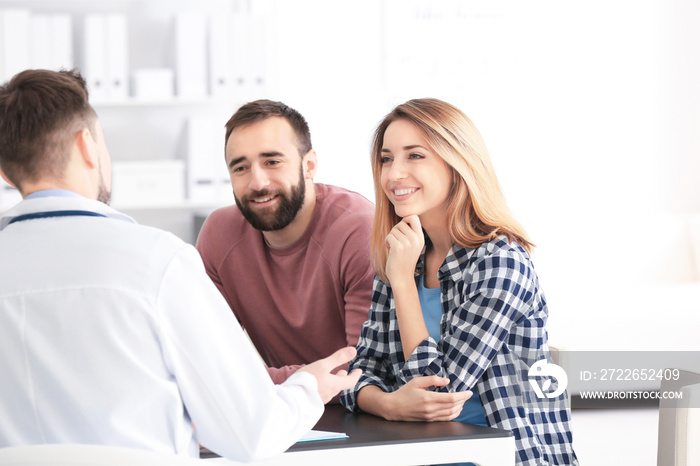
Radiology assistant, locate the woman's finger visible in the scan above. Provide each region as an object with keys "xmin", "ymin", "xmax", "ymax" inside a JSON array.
[
  {"xmin": 402, "ymin": 215, "xmax": 422, "ymax": 234},
  {"xmin": 392, "ymin": 220, "xmax": 421, "ymax": 243}
]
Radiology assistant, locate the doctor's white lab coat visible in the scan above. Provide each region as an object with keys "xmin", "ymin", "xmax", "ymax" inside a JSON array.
[{"xmin": 0, "ymin": 194, "xmax": 322, "ymax": 462}]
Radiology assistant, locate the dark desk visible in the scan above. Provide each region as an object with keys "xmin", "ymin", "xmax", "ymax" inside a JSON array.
[{"xmin": 204, "ymin": 405, "xmax": 515, "ymax": 465}]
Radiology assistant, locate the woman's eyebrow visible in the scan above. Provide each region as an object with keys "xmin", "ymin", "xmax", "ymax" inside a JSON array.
[{"xmin": 381, "ymin": 144, "xmax": 427, "ymax": 152}]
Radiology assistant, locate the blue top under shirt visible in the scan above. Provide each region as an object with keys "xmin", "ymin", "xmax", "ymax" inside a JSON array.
[{"xmin": 416, "ymin": 274, "xmax": 488, "ymax": 426}]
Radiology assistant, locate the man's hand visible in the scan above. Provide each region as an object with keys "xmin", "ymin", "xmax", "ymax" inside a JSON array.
[
  {"xmin": 298, "ymin": 347, "xmax": 362, "ymax": 404},
  {"xmin": 357, "ymin": 376, "xmax": 472, "ymax": 422}
]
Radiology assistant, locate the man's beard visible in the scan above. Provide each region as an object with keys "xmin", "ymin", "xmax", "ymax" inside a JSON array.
[
  {"xmin": 234, "ymin": 167, "xmax": 306, "ymax": 232},
  {"xmin": 97, "ymin": 160, "xmax": 111, "ymax": 205}
]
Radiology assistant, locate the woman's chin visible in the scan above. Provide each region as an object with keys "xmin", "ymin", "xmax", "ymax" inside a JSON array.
[{"xmin": 395, "ymin": 209, "xmax": 421, "ymax": 219}]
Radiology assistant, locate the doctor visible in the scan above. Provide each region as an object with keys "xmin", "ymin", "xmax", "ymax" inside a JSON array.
[{"xmin": 0, "ymin": 69, "xmax": 360, "ymax": 462}]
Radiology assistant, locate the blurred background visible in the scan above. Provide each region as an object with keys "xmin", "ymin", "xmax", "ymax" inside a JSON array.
[{"xmin": 1, "ymin": 1, "xmax": 698, "ymax": 464}]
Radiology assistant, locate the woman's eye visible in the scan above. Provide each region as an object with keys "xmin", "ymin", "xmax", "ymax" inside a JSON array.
[
  {"xmin": 409, "ymin": 153, "xmax": 424, "ymax": 159},
  {"xmin": 380, "ymin": 156, "xmax": 393, "ymax": 164}
]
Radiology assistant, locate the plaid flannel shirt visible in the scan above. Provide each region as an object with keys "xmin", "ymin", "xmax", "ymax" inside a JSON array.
[{"xmin": 341, "ymin": 236, "xmax": 578, "ymax": 465}]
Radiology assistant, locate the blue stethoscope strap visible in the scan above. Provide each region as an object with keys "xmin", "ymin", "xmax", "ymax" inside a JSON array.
[{"xmin": 8, "ymin": 210, "xmax": 108, "ymax": 225}]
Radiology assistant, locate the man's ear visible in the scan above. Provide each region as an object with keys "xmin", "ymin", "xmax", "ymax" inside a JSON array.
[
  {"xmin": 302, "ymin": 149, "xmax": 318, "ymax": 180},
  {"xmin": 0, "ymin": 165, "xmax": 16, "ymax": 188},
  {"xmin": 75, "ymin": 128, "xmax": 98, "ymax": 169}
]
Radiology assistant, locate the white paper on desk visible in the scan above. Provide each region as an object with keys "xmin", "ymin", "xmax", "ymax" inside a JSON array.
[{"xmin": 297, "ymin": 429, "xmax": 348, "ymax": 443}]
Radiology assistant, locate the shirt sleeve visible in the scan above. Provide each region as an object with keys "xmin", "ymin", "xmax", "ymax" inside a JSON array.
[
  {"xmin": 155, "ymin": 244, "xmax": 323, "ymax": 462},
  {"xmin": 318, "ymin": 209, "xmax": 372, "ymax": 404},
  {"xmin": 397, "ymin": 247, "xmax": 536, "ymax": 393},
  {"xmin": 340, "ymin": 276, "xmax": 397, "ymax": 412},
  {"xmin": 334, "ymin": 211, "xmax": 375, "ymax": 350},
  {"xmin": 195, "ymin": 222, "xmax": 235, "ymax": 319}
]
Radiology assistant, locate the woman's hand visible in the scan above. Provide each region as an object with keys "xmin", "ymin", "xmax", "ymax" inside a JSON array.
[
  {"xmin": 357, "ymin": 376, "xmax": 472, "ymax": 422},
  {"xmin": 385, "ymin": 215, "xmax": 428, "ymax": 358},
  {"xmin": 385, "ymin": 215, "xmax": 425, "ymax": 287}
]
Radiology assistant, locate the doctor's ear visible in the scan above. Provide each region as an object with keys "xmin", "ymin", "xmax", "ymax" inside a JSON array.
[{"xmin": 75, "ymin": 128, "xmax": 98, "ymax": 169}]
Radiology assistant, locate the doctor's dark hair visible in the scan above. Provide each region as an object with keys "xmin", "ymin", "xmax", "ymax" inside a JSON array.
[
  {"xmin": 224, "ymin": 99, "xmax": 312, "ymax": 157},
  {"xmin": 0, "ymin": 69, "xmax": 97, "ymax": 191}
]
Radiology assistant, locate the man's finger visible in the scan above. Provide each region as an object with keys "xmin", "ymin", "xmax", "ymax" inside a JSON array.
[
  {"xmin": 322, "ymin": 346, "xmax": 357, "ymax": 370},
  {"xmin": 337, "ymin": 369, "xmax": 362, "ymax": 390}
]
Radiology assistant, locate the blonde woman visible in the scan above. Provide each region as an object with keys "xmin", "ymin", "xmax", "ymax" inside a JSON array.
[{"xmin": 341, "ymin": 99, "xmax": 578, "ymax": 465}]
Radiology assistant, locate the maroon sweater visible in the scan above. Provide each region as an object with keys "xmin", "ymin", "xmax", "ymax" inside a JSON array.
[{"xmin": 196, "ymin": 184, "xmax": 374, "ymax": 386}]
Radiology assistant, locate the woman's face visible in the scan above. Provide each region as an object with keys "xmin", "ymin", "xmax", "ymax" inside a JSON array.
[{"xmin": 380, "ymin": 119, "xmax": 453, "ymax": 225}]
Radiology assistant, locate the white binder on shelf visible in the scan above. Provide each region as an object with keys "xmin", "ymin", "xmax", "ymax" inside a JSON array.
[
  {"xmin": 30, "ymin": 13, "xmax": 74, "ymax": 72},
  {"xmin": 50, "ymin": 14, "xmax": 74, "ymax": 71},
  {"xmin": 229, "ymin": 12, "xmax": 250, "ymax": 95},
  {"xmin": 174, "ymin": 12, "xmax": 207, "ymax": 99},
  {"xmin": 0, "ymin": 9, "xmax": 31, "ymax": 83},
  {"xmin": 208, "ymin": 13, "xmax": 233, "ymax": 98},
  {"xmin": 105, "ymin": 14, "xmax": 128, "ymax": 100},
  {"xmin": 186, "ymin": 116, "xmax": 229, "ymax": 203},
  {"xmin": 228, "ymin": 12, "xmax": 267, "ymax": 97},
  {"xmin": 247, "ymin": 13, "xmax": 267, "ymax": 95},
  {"xmin": 83, "ymin": 14, "xmax": 108, "ymax": 101},
  {"xmin": 30, "ymin": 14, "xmax": 51, "ymax": 70}
]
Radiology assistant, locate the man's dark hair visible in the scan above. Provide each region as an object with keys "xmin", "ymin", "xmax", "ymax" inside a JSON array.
[
  {"xmin": 0, "ymin": 69, "xmax": 97, "ymax": 191},
  {"xmin": 224, "ymin": 99, "xmax": 312, "ymax": 156}
]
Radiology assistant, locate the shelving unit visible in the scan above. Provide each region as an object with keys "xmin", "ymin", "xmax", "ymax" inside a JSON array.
[
  {"xmin": 0, "ymin": 0, "xmax": 272, "ymax": 243},
  {"xmin": 91, "ymin": 97, "xmax": 237, "ymax": 108}
]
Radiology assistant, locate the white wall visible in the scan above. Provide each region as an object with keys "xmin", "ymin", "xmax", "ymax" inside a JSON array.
[
  {"xmin": 3, "ymin": 0, "xmax": 698, "ymax": 351},
  {"xmin": 260, "ymin": 0, "xmax": 700, "ymax": 351}
]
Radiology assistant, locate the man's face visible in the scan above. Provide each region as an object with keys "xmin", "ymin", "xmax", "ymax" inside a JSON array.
[{"xmin": 226, "ymin": 117, "xmax": 307, "ymax": 231}]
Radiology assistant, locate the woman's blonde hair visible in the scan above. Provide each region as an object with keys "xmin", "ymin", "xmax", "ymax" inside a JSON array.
[{"xmin": 370, "ymin": 98, "xmax": 533, "ymax": 282}]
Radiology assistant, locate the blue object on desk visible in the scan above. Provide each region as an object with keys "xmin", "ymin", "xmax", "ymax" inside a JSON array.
[{"xmin": 296, "ymin": 430, "xmax": 349, "ymax": 443}]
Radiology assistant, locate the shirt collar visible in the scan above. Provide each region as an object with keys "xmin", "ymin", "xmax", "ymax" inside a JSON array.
[
  {"xmin": 25, "ymin": 189, "xmax": 83, "ymax": 200},
  {"xmin": 416, "ymin": 243, "xmax": 478, "ymax": 283},
  {"xmin": 0, "ymin": 194, "xmax": 136, "ymax": 231},
  {"xmin": 441, "ymin": 244, "xmax": 476, "ymax": 282}
]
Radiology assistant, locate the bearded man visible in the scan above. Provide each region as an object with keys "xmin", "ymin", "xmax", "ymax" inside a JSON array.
[{"xmin": 196, "ymin": 100, "xmax": 374, "ymax": 399}]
